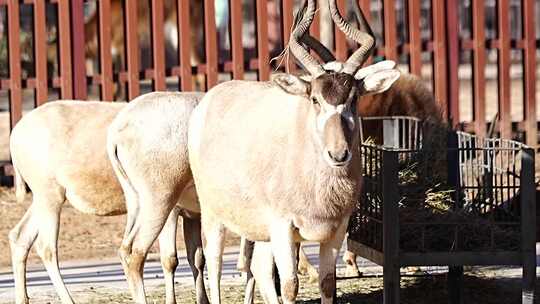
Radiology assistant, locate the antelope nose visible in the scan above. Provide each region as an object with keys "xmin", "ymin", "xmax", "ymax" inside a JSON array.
[{"xmin": 328, "ymin": 149, "xmax": 350, "ymax": 163}]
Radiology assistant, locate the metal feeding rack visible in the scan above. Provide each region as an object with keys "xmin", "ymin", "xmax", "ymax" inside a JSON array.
[{"xmin": 348, "ymin": 116, "xmax": 536, "ymax": 304}]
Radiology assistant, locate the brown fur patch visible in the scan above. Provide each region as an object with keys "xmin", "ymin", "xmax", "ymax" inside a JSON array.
[
  {"xmin": 321, "ymin": 273, "xmax": 336, "ymax": 299},
  {"xmin": 313, "ymin": 73, "xmax": 355, "ymax": 106},
  {"xmin": 282, "ymin": 277, "xmax": 299, "ymax": 302},
  {"xmin": 161, "ymin": 256, "xmax": 179, "ymax": 274},
  {"xmin": 127, "ymin": 249, "xmax": 146, "ymax": 275},
  {"xmin": 39, "ymin": 247, "xmax": 54, "ymax": 263}
]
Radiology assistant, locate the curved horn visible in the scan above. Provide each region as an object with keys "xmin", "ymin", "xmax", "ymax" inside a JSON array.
[
  {"xmin": 300, "ymin": 35, "xmax": 336, "ymax": 62},
  {"xmin": 289, "ymin": 0, "xmax": 325, "ymax": 77},
  {"xmin": 328, "ymin": 0, "xmax": 375, "ymax": 74},
  {"xmin": 292, "ymin": 0, "xmax": 336, "ymax": 63}
]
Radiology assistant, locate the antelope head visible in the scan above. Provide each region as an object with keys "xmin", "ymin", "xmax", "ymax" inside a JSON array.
[{"xmin": 273, "ymin": 0, "xmax": 400, "ymax": 168}]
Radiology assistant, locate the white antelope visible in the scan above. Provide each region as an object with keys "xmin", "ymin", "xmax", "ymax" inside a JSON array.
[
  {"xmin": 239, "ymin": 0, "xmax": 445, "ymax": 287},
  {"xmin": 107, "ymin": 91, "xmax": 208, "ymax": 304},
  {"xmin": 187, "ymin": 0, "xmax": 400, "ymax": 303},
  {"xmin": 8, "ymin": 92, "xmax": 208, "ymax": 304}
]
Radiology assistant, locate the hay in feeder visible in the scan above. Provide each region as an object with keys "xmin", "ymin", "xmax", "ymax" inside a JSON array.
[{"xmin": 353, "ymin": 127, "xmax": 522, "ymax": 253}]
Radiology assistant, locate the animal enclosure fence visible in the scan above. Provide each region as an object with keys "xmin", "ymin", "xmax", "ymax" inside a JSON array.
[
  {"xmin": 348, "ymin": 116, "xmax": 536, "ymax": 304},
  {"xmin": 0, "ymin": 0, "xmax": 538, "ymax": 165}
]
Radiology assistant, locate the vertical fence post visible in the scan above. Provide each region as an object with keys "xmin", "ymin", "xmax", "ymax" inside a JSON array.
[
  {"xmin": 520, "ymin": 147, "xmax": 535, "ymax": 304},
  {"xmin": 177, "ymin": 0, "xmax": 193, "ymax": 91},
  {"xmin": 57, "ymin": 0, "xmax": 73, "ymax": 99},
  {"xmin": 33, "ymin": 0, "xmax": 48, "ymax": 105},
  {"xmin": 359, "ymin": 0, "xmax": 372, "ymax": 65},
  {"xmin": 445, "ymin": 1, "xmax": 460, "ymax": 125},
  {"xmin": 447, "ymin": 131, "xmax": 464, "ymax": 304},
  {"xmin": 522, "ymin": 0, "xmax": 537, "ymax": 147},
  {"xmin": 230, "ymin": 0, "xmax": 244, "ymax": 80},
  {"xmin": 151, "ymin": 0, "xmax": 166, "ymax": 91},
  {"xmin": 334, "ymin": 0, "xmax": 347, "ymax": 61},
  {"xmin": 382, "ymin": 149, "xmax": 400, "ymax": 304},
  {"xmin": 99, "ymin": 0, "xmax": 114, "ymax": 101},
  {"xmin": 472, "ymin": 0, "xmax": 486, "ymax": 136},
  {"xmin": 432, "ymin": 0, "xmax": 448, "ymax": 117},
  {"xmin": 125, "ymin": 0, "xmax": 140, "ymax": 100},
  {"xmin": 497, "ymin": 0, "xmax": 511, "ymax": 139},
  {"xmin": 407, "ymin": 0, "xmax": 422, "ymax": 76},
  {"xmin": 71, "ymin": 0, "xmax": 87, "ymax": 100},
  {"xmin": 255, "ymin": 0, "xmax": 270, "ymax": 81},
  {"xmin": 204, "ymin": 0, "xmax": 218, "ymax": 88},
  {"xmin": 7, "ymin": 0, "xmax": 22, "ymax": 129},
  {"xmin": 383, "ymin": 0, "xmax": 397, "ymax": 61}
]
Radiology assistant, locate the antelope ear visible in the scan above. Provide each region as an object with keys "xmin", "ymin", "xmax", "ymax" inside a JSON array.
[
  {"xmin": 361, "ymin": 69, "xmax": 401, "ymax": 95},
  {"xmin": 272, "ymin": 74, "xmax": 310, "ymax": 96},
  {"xmin": 354, "ymin": 60, "xmax": 397, "ymax": 80}
]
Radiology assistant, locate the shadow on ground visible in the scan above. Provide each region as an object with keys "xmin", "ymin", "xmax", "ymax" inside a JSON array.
[{"xmin": 29, "ymin": 271, "xmax": 536, "ymax": 304}]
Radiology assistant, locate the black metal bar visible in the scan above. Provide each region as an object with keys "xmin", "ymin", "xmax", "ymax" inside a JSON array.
[
  {"xmin": 520, "ymin": 147, "xmax": 535, "ymax": 304},
  {"xmin": 382, "ymin": 149, "xmax": 400, "ymax": 304},
  {"xmin": 447, "ymin": 132, "xmax": 465, "ymax": 304},
  {"xmin": 400, "ymin": 251, "xmax": 522, "ymax": 266},
  {"xmin": 447, "ymin": 266, "xmax": 464, "ymax": 304}
]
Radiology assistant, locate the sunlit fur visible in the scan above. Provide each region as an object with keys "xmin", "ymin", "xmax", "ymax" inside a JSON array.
[{"xmin": 9, "ymin": 93, "xmax": 208, "ymax": 304}]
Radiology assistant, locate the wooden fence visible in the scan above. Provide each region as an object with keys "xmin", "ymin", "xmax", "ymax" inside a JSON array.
[{"xmin": 0, "ymin": 0, "xmax": 538, "ymax": 153}]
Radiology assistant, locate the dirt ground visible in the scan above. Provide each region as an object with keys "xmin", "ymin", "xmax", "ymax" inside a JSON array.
[
  {"xmin": 9, "ymin": 269, "xmax": 539, "ymax": 304},
  {"xmin": 0, "ymin": 187, "xmax": 239, "ymax": 269}
]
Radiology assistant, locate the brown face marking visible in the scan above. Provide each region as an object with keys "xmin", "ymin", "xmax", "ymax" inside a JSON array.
[{"xmin": 311, "ymin": 73, "xmax": 355, "ymax": 106}]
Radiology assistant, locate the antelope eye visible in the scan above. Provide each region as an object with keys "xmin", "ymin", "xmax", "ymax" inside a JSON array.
[{"xmin": 311, "ymin": 97, "xmax": 319, "ymax": 105}]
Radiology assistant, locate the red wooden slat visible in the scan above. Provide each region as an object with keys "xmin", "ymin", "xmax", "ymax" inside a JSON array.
[
  {"xmin": 178, "ymin": 0, "xmax": 193, "ymax": 91},
  {"xmin": 445, "ymin": 0, "xmax": 460, "ymax": 124},
  {"xmin": 310, "ymin": 4, "xmax": 319, "ymax": 39},
  {"xmin": 309, "ymin": 8, "xmax": 321, "ymax": 60},
  {"xmin": 125, "ymin": 0, "xmax": 140, "ymax": 99},
  {"xmin": 432, "ymin": 0, "xmax": 448, "ymax": 116},
  {"xmin": 71, "ymin": 0, "xmax": 87, "ymax": 100},
  {"xmin": 359, "ymin": 0, "xmax": 370, "ymax": 22},
  {"xmin": 359, "ymin": 0, "xmax": 372, "ymax": 65},
  {"xmin": 204, "ymin": 0, "xmax": 218, "ymax": 88},
  {"xmin": 497, "ymin": 0, "xmax": 511, "ymax": 139},
  {"xmin": 99, "ymin": 0, "xmax": 114, "ymax": 101},
  {"xmin": 383, "ymin": 0, "xmax": 397, "ymax": 60},
  {"xmin": 152, "ymin": 0, "xmax": 166, "ymax": 91},
  {"xmin": 522, "ymin": 0, "xmax": 537, "ymax": 146},
  {"xmin": 256, "ymin": 0, "xmax": 270, "ymax": 81},
  {"xmin": 407, "ymin": 0, "xmax": 421, "ymax": 76},
  {"xmin": 230, "ymin": 0, "xmax": 244, "ymax": 80},
  {"xmin": 472, "ymin": 0, "xmax": 486, "ymax": 136},
  {"xmin": 58, "ymin": 0, "xmax": 73, "ymax": 99},
  {"xmin": 7, "ymin": 0, "xmax": 22, "ymax": 129},
  {"xmin": 334, "ymin": 0, "xmax": 347, "ymax": 61},
  {"xmin": 33, "ymin": 0, "xmax": 48, "ymax": 105}
]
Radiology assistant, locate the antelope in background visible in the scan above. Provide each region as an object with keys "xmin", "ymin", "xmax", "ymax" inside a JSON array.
[{"xmin": 8, "ymin": 92, "xmax": 210, "ymax": 304}]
